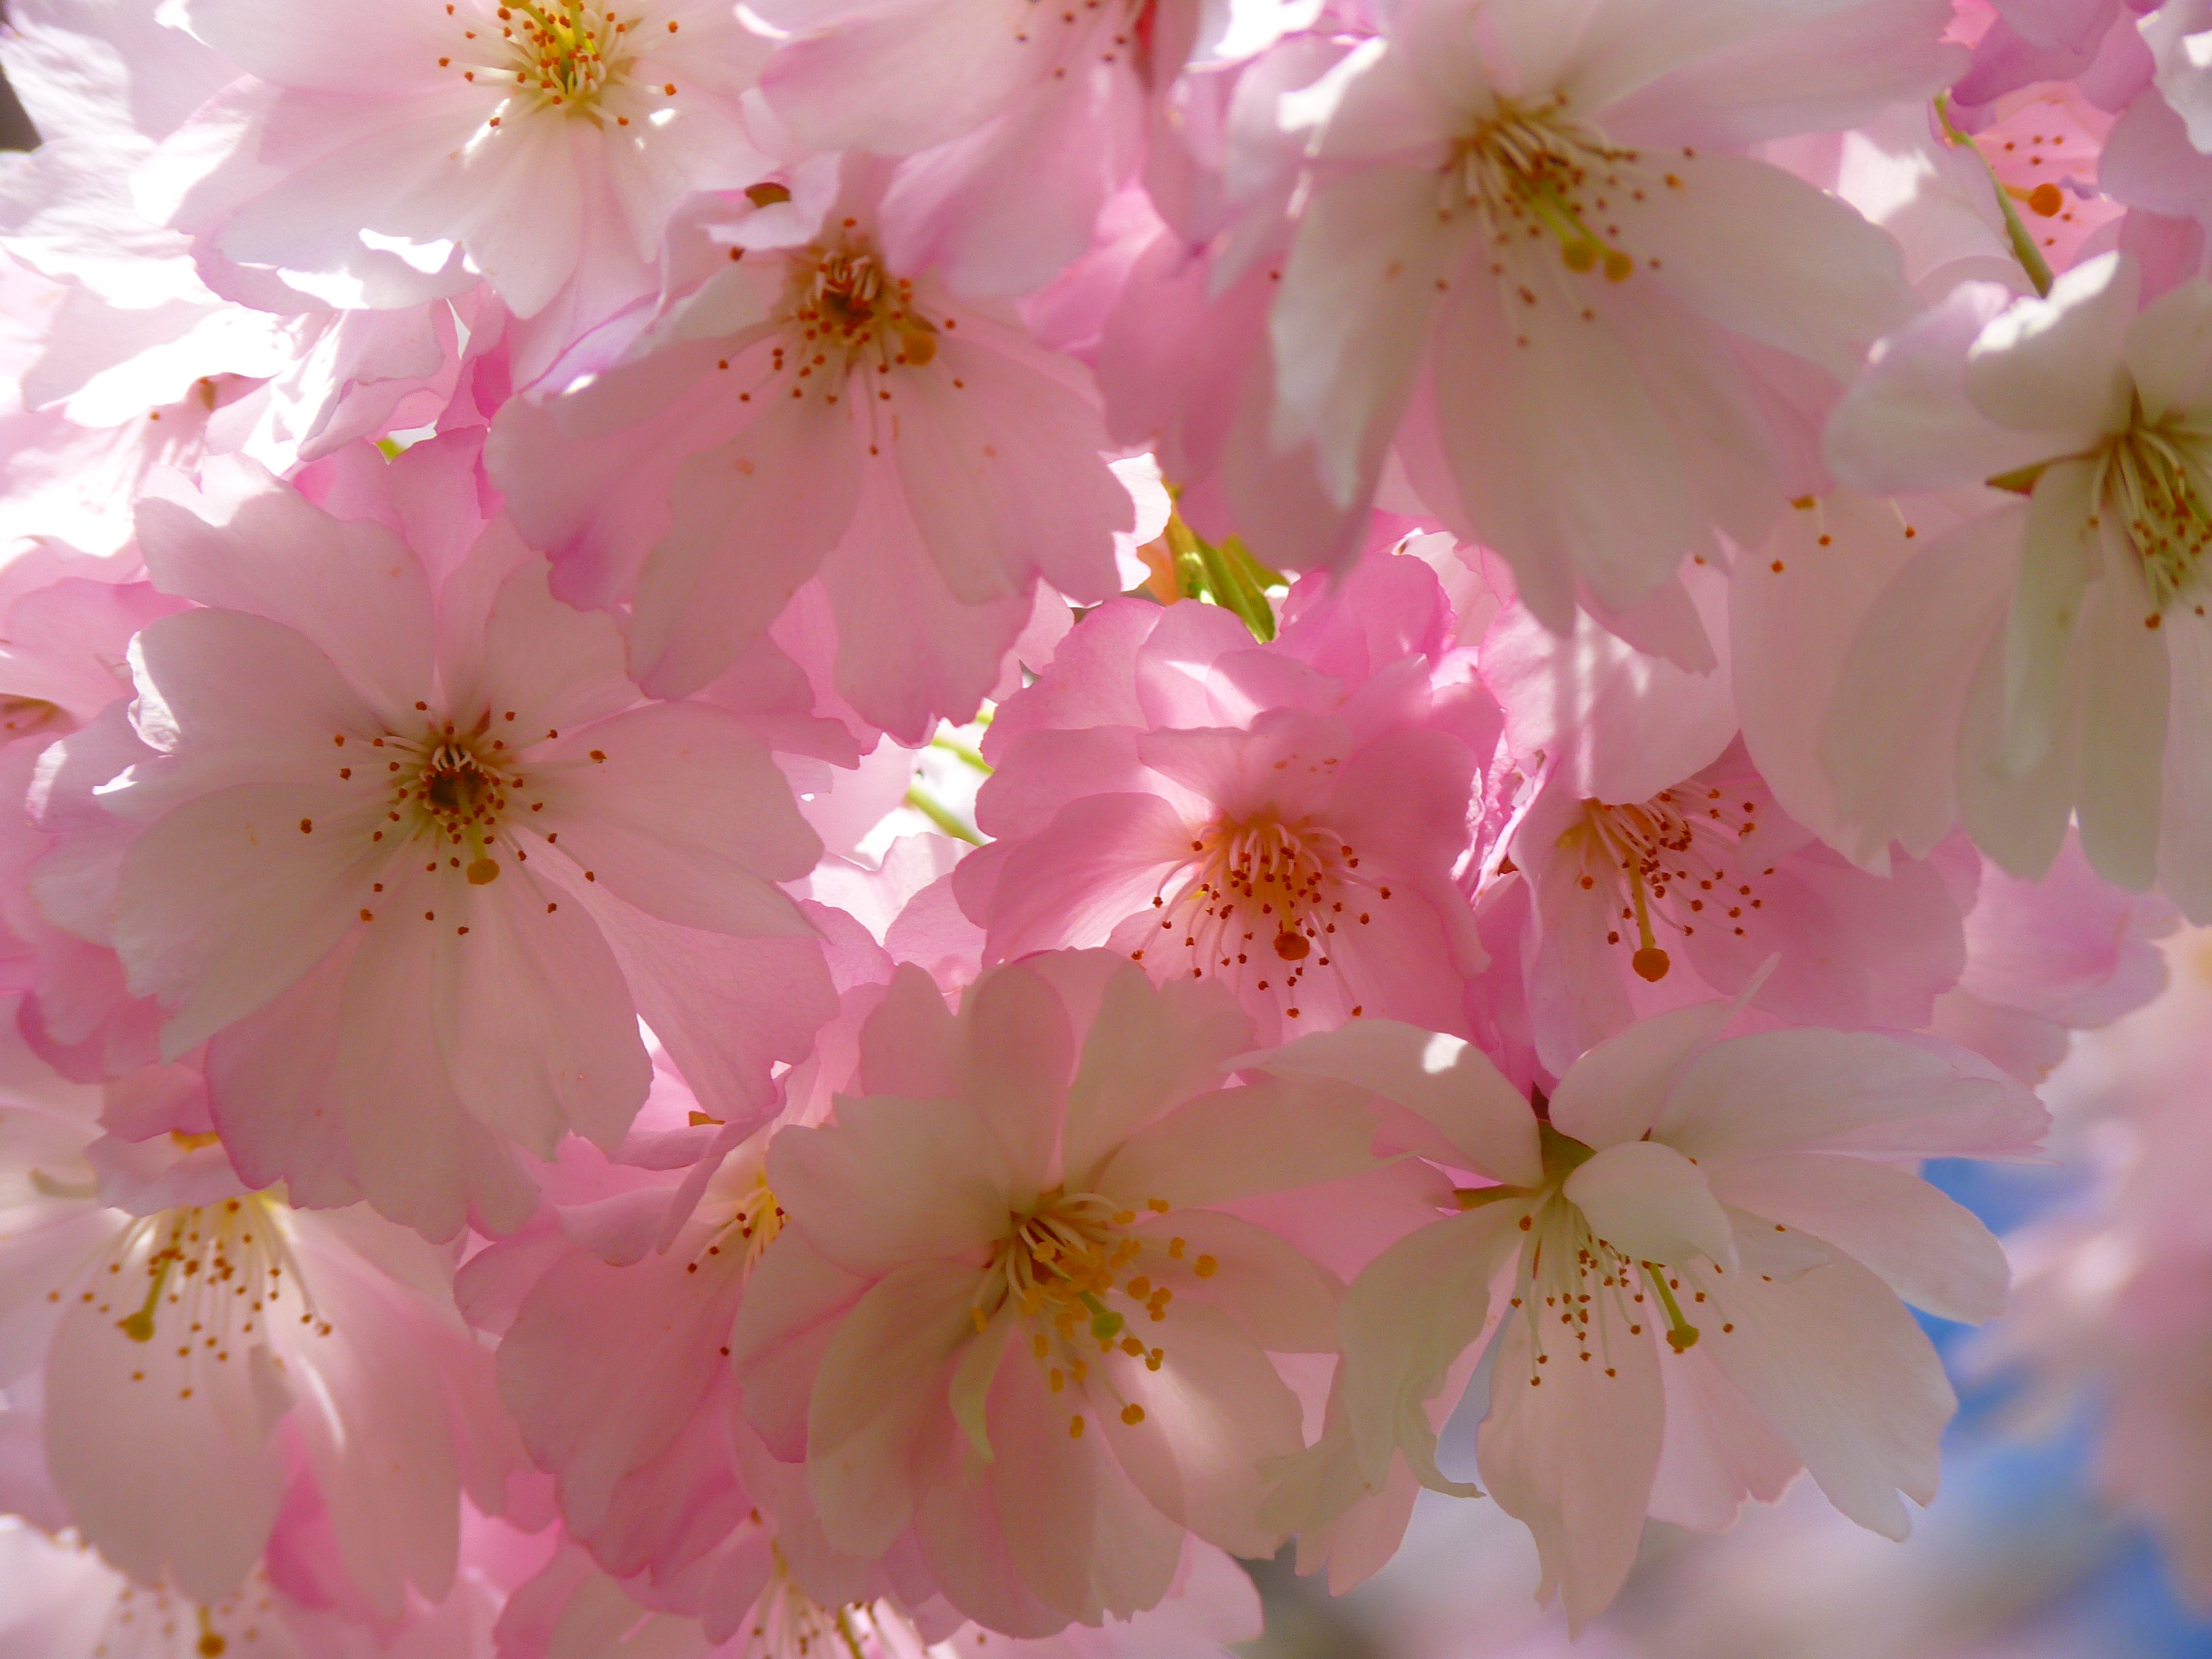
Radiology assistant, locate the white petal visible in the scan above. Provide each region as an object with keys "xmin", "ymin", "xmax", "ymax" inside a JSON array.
[
  {"xmin": 1704, "ymin": 1151, "xmax": 2008, "ymax": 1324},
  {"xmin": 2158, "ymin": 608, "xmax": 2212, "ymax": 921},
  {"xmin": 1477, "ymin": 1253, "xmax": 1662, "ymax": 1634},
  {"xmin": 1963, "ymin": 250, "xmax": 2137, "ymax": 440},
  {"xmin": 44, "ymin": 1287, "xmax": 284, "ymax": 1603},
  {"xmin": 1701, "ymin": 1227, "xmax": 1953, "ymax": 1540},
  {"xmin": 1547, "ymin": 1000, "xmax": 1733, "ymax": 1150},
  {"xmin": 2073, "ymin": 559, "xmax": 2171, "ymax": 894},
  {"xmin": 1565, "ymin": 1139, "xmax": 1735, "ymax": 1270},
  {"xmin": 1655, "ymin": 1028, "xmax": 2047, "ymax": 1161},
  {"xmin": 1271, "ymin": 169, "xmax": 1459, "ymax": 508}
]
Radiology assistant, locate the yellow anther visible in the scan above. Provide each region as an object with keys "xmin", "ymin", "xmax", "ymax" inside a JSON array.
[
  {"xmin": 1193, "ymin": 1255, "xmax": 1218, "ymax": 1279},
  {"xmin": 1121, "ymin": 1404, "xmax": 1145, "ymax": 1426},
  {"xmin": 1069, "ymin": 1415, "xmax": 1085, "ymax": 1439}
]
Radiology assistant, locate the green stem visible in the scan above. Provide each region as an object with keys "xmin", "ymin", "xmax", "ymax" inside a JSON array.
[
  {"xmin": 1935, "ymin": 94, "xmax": 2055, "ymax": 298},
  {"xmin": 928, "ymin": 734, "xmax": 992, "ymax": 774},
  {"xmin": 904, "ymin": 783, "xmax": 980, "ymax": 845}
]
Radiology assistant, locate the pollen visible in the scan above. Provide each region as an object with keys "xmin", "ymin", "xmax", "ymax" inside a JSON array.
[
  {"xmin": 1147, "ymin": 813, "xmax": 1385, "ymax": 1018},
  {"xmin": 457, "ymin": 0, "xmax": 646, "ymax": 118},
  {"xmin": 1563, "ymin": 785, "xmax": 1766, "ymax": 984},
  {"xmin": 2098, "ymin": 416, "xmax": 2212, "ymax": 615},
  {"xmin": 1448, "ymin": 98, "xmax": 1642, "ymax": 283}
]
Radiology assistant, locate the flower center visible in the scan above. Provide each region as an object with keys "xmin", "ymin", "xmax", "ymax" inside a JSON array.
[
  {"xmin": 1133, "ymin": 815, "xmax": 1389, "ymax": 1021},
  {"xmin": 1558, "ymin": 786, "xmax": 1768, "ymax": 983},
  {"xmin": 1516, "ymin": 1196, "xmax": 1709, "ymax": 1386},
  {"xmin": 2099, "ymin": 414, "xmax": 2212, "ymax": 620},
  {"xmin": 351, "ymin": 709, "xmax": 550, "ymax": 886},
  {"xmin": 504, "ymin": 2, "xmax": 634, "ymax": 112},
  {"xmin": 62, "ymin": 1192, "xmax": 327, "ymax": 1401},
  {"xmin": 747, "ymin": 1559, "xmax": 920, "ymax": 1659},
  {"xmin": 439, "ymin": 2, "xmax": 675, "ymax": 126},
  {"xmin": 761, "ymin": 239, "xmax": 942, "ymax": 402},
  {"xmin": 84, "ymin": 1567, "xmax": 268, "ymax": 1659},
  {"xmin": 974, "ymin": 1188, "xmax": 1215, "ymax": 1439},
  {"xmin": 1449, "ymin": 99, "xmax": 1641, "ymax": 281},
  {"xmin": 685, "ymin": 1170, "xmax": 786, "ymax": 1281},
  {"xmin": 1478, "ymin": 1127, "xmax": 1723, "ymax": 1389}
]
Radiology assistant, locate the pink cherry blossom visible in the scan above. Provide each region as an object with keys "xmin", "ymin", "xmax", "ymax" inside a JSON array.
[
  {"xmin": 147, "ymin": 0, "xmax": 779, "ymax": 328},
  {"xmin": 731, "ymin": 952, "xmax": 1375, "ymax": 1632},
  {"xmin": 750, "ymin": 0, "xmax": 1322, "ymax": 298},
  {"xmin": 5, "ymin": 0, "xmax": 2209, "ymax": 1640},
  {"xmin": 1824, "ymin": 252, "xmax": 2212, "ymax": 921},
  {"xmin": 953, "ymin": 557, "xmax": 1492, "ymax": 1042},
  {"xmin": 1491, "ymin": 738, "xmax": 1977, "ymax": 1077},
  {"xmin": 1258, "ymin": 1007, "xmax": 2046, "ymax": 1629},
  {"xmin": 35, "ymin": 445, "xmax": 834, "ymax": 1239},
  {"xmin": 1253, "ymin": 0, "xmax": 1955, "ymax": 626},
  {"xmin": 488, "ymin": 164, "xmax": 1132, "ymax": 741},
  {"xmin": 1928, "ymin": 827, "xmax": 2178, "ymax": 1081},
  {"xmin": 1477, "ymin": 578, "xmax": 1975, "ymax": 1071},
  {"xmin": 471, "ymin": 1114, "xmax": 833, "ymax": 1635},
  {"xmin": 0, "ymin": 1089, "xmax": 530, "ymax": 1617},
  {"xmin": 0, "ymin": 572, "xmax": 185, "ymax": 1083}
]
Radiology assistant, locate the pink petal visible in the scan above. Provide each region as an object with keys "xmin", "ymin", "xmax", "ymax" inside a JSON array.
[
  {"xmin": 805, "ymin": 1259, "xmax": 976, "ymax": 1557},
  {"xmin": 135, "ymin": 458, "xmax": 436, "ymax": 719},
  {"xmin": 1258, "ymin": 1019, "xmax": 1541, "ymax": 1187}
]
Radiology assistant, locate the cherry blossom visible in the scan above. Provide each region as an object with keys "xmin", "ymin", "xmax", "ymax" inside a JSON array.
[
  {"xmin": 488, "ymin": 164, "xmax": 1131, "ymax": 740},
  {"xmin": 34, "ymin": 447, "xmax": 833, "ymax": 1239},
  {"xmin": 149, "ymin": 0, "xmax": 779, "ymax": 326},
  {"xmin": 954, "ymin": 558, "xmax": 1491, "ymax": 1041},
  {"xmin": 0, "ymin": 1091, "xmax": 528, "ymax": 1615},
  {"xmin": 1824, "ymin": 253, "xmax": 2212, "ymax": 920},
  {"xmin": 1254, "ymin": 0, "xmax": 1954, "ymax": 625},
  {"xmin": 731, "ymin": 952, "xmax": 1375, "ymax": 1632},
  {"xmin": 1, "ymin": 0, "xmax": 2206, "ymax": 1646},
  {"xmin": 1259, "ymin": 1008, "xmax": 2046, "ymax": 1629}
]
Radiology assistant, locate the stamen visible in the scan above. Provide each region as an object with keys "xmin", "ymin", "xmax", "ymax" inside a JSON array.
[
  {"xmin": 1450, "ymin": 100, "xmax": 1641, "ymax": 281},
  {"xmin": 2098, "ymin": 408, "xmax": 2212, "ymax": 615},
  {"xmin": 1142, "ymin": 813, "xmax": 1380, "ymax": 1017},
  {"xmin": 1564, "ymin": 786, "xmax": 1768, "ymax": 973},
  {"xmin": 1644, "ymin": 1264, "xmax": 1700, "ymax": 1354}
]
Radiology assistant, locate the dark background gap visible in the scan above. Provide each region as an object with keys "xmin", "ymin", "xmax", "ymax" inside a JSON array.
[{"xmin": 1, "ymin": 2, "xmax": 39, "ymax": 152}]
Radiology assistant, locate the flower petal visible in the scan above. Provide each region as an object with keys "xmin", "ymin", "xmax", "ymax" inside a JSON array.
[{"xmin": 1565, "ymin": 1139, "xmax": 1735, "ymax": 1270}]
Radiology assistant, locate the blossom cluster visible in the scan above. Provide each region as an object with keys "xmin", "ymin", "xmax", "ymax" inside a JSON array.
[{"xmin": 0, "ymin": 0, "xmax": 2205, "ymax": 1653}]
